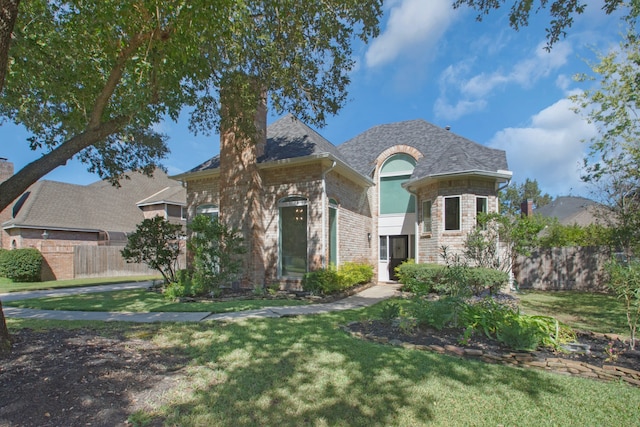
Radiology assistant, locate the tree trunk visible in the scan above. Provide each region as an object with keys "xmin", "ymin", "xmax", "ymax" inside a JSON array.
[
  {"xmin": 0, "ymin": 299, "xmax": 10, "ymax": 356},
  {"xmin": 0, "ymin": 0, "xmax": 20, "ymax": 93}
]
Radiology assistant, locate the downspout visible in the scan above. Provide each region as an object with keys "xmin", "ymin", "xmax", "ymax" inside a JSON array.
[
  {"xmin": 496, "ymin": 178, "xmax": 513, "ymax": 289},
  {"xmin": 321, "ymin": 160, "xmax": 337, "ymax": 268}
]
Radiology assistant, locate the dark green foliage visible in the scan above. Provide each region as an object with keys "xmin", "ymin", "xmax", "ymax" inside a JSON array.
[
  {"xmin": 379, "ymin": 300, "xmax": 403, "ymax": 324},
  {"xmin": 163, "ymin": 269, "xmax": 194, "ymax": 300},
  {"xmin": 187, "ymin": 215, "xmax": 246, "ymax": 296},
  {"xmin": 412, "ymin": 297, "xmax": 466, "ymax": 330},
  {"xmin": 302, "ymin": 262, "xmax": 374, "ymax": 295},
  {"xmin": 302, "ymin": 268, "xmax": 341, "ymax": 294},
  {"xmin": 395, "ymin": 261, "xmax": 445, "ymax": 295},
  {"xmin": 121, "ymin": 216, "xmax": 185, "ymax": 284},
  {"xmin": 0, "ymin": 248, "xmax": 43, "ymax": 282},
  {"xmin": 466, "ymin": 268, "xmax": 509, "ymax": 295}
]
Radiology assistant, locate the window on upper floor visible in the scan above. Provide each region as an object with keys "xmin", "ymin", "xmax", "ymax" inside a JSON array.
[
  {"xmin": 379, "ymin": 153, "xmax": 416, "ymax": 215},
  {"xmin": 444, "ymin": 196, "xmax": 461, "ymax": 231}
]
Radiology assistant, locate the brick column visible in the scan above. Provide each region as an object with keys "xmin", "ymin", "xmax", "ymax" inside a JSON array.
[{"xmin": 218, "ymin": 79, "xmax": 267, "ymax": 288}]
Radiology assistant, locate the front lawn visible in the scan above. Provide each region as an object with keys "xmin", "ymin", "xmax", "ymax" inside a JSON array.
[
  {"xmin": 7, "ymin": 307, "xmax": 639, "ymax": 426},
  {"xmin": 4, "ymin": 289, "xmax": 311, "ymax": 313},
  {"xmin": 517, "ymin": 290, "xmax": 628, "ymax": 336},
  {"xmin": 0, "ymin": 275, "xmax": 160, "ymax": 293}
]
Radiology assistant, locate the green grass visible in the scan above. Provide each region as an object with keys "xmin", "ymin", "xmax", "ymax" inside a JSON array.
[
  {"xmin": 0, "ymin": 275, "xmax": 161, "ymax": 293},
  {"xmin": 517, "ymin": 290, "xmax": 629, "ymax": 336},
  {"xmin": 4, "ymin": 289, "xmax": 311, "ymax": 313},
  {"xmin": 7, "ymin": 306, "xmax": 640, "ymax": 426}
]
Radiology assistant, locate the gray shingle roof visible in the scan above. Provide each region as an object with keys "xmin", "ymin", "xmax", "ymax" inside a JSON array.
[
  {"xmin": 188, "ymin": 114, "xmax": 347, "ymax": 173},
  {"xmin": 534, "ymin": 196, "xmax": 606, "ymax": 226},
  {"xmin": 185, "ymin": 116, "xmax": 509, "ymax": 184},
  {"xmin": 338, "ymin": 119, "xmax": 509, "ymax": 179},
  {"xmin": 3, "ymin": 170, "xmax": 185, "ymax": 232}
]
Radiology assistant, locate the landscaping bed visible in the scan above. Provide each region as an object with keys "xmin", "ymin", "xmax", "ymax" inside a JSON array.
[{"xmin": 344, "ymin": 319, "xmax": 640, "ymax": 386}]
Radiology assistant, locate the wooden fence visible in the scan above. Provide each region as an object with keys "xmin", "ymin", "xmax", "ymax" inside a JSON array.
[
  {"xmin": 40, "ymin": 244, "xmax": 186, "ymax": 280},
  {"xmin": 513, "ymin": 246, "xmax": 610, "ymax": 292}
]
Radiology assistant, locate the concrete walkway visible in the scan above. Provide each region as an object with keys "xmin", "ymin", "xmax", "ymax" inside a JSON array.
[{"xmin": 1, "ymin": 282, "xmax": 401, "ymax": 323}]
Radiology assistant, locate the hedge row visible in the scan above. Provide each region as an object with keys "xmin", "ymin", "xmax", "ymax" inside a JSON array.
[
  {"xmin": 302, "ymin": 262, "xmax": 374, "ymax": 295},
  {"xmin": 0, "ymin": 248, "xmax": 43, "ymax": 282},
  {"xmin": 395, "ymin": 261, "xmax": 508, "ymax": 296}
]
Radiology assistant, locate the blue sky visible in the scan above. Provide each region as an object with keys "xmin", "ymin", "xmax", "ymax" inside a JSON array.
[{"xmin": 1, "ymin": 0, "xmax": 627, "ymax": 198}]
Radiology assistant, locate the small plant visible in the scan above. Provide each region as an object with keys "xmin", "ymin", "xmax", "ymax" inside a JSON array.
[
  {"xmin": 267, "ymin": 282, "xmax": 280, "ymax": 295},
  {"xmin": 302, "ymin": 267, "xmax": 341, "ymax": 294},
  {"xmin": 458, "ymin": 326, "xmax": 475, "ymax": 346},
  {"xmin": 398, "ymin": 316, "xmax": 417, "ymax": 335},
  {"xmin": 379, "ymin": 300, "xmax": 402, "ymax": 324},
  {"xmin": 604, "ymin": 341, "xmax": 618, "ymax": 363},
  {"xmin": 605, "ymin": 259, "xmax": 640, "ymax": 350}
]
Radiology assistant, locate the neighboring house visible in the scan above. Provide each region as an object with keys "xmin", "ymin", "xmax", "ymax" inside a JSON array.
[
  {"xmin": 533, "ymin": 196, "xmax": 607, "ymax": 226},
  {"xmin": 0, "ymin": 163, "xmax": 186, "ymax": 279},
  {"xmin": 173, "ymin": 114, "xmax": 511, "ymax": 286}
]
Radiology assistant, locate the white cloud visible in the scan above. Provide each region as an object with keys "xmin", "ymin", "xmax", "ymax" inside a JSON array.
[
  {"xmin": 488, "ymin": 98, "xmax": 597, "ymax": 197},
  {"xmin": 365, "ymin": 0, "xmax": 457, "ymax": 68},
  {"xmin": 435, "ymin": 41, "xmax": 573, "ymax": 120}
]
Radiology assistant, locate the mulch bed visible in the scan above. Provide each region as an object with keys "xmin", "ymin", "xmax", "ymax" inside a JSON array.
[{"xmin": 345, "ymin": 319, "xmax": 640, "ymax": 373}]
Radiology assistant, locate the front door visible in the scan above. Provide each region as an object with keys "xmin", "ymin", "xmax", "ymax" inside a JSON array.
[{"xmin": 388, "ymin": 235, "xmax": 408, "ymax": 281}]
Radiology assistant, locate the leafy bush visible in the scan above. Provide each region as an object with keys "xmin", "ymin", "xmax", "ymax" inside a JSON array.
[
  {"xmin": 379, "ymin": 300, "xmax": 403, "ymax": 324},
  {"xmin": 466, "ymin": 268, "xmax": 509, "ymax": 295},
  {"xmin": 412, "ymin": 297, "xmax": 465, "ymax": 330},
  {"xmin": 338, "ymin": 262, "xmax": 373, "ymax": 287},
  {"xmin": 187, "ymin": 215, "xmax": 246, "ymax": 295},
  {"xmin": 395, "ymin": 261, "xmax": 445, "ymax": 295},
  {"xmin": 0, "ymin": 248, "xmax": 43, "ymax": 282},
  {"xmin": 303, "ymin": 262, "xmax": 373, "ymax": 295},
  {"xmin": 461, "ymin": 298, "xmax": 516, "ymax": 338},
  {"xmin": 302, "ymin": 268, "xmax": 341, "ymax": 294},
  {"xmin": 495, "ymin": 315, "xmax": 544, "ymax": 351},
  {"xmin": 164, "ymin": 269, "xmax": 194, "ymax": 300}
]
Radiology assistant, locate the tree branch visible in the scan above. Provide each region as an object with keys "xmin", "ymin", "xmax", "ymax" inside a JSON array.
[
  {"xmin": 0, "ymin": 0, "xmax": 20, "ymax": 94},
  {"xmin": 0, "ymin": 115, "xmax": 130, "ymax": 212}
]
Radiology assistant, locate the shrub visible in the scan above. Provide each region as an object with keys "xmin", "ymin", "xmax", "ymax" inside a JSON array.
[
  {"xmin": 187, "ymin": 215, "xmax": 246, "ymax": 295},
  {"xmin": 338, "ymin": 262, "xmax": 373, "ymax": 287},
  {"xmin": 164, "ymin": 269, "xmax": 194, "ymax": 300},
  {"xmin": 466, "ymin": 267, "xmax": 509, "ymax": 295},
  {"xmin": 302, "ymin": 268, "xmax": 341, "ymax": 294},
  {"xmin": 495, "ymin": 315, "xmax": 544, "ymax": 351},
  {"xmin": 395, "ymin": 261, "xmax": 445, "ymax": 295},
  {"xmin": 0, "ymin": 248, "xmax": 43, "ymax": 282},
  {"xmin": 412, "ymin": 297, "xmax": 465, "ymax": 330},
  {"xmin": 379, "ymin": 300, "xmax": 403, "ymax": 324},
  {"xmin": 303, "ymin": 262, "xmax": 374, "ymax": 295}
]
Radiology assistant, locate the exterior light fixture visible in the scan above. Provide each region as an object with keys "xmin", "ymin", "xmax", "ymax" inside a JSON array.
[
  {"xmin": 367, "ymin": 232, "xmax": 372, "ymax": 241},
  {"xmin": 42, "ymin": 230, "xmax": 49, "ymax": 240}
]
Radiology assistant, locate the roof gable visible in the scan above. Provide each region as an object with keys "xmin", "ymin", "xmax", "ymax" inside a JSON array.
[{"xmin": 338, "ymin": 119, "xmax": 509, "ymax": 180}]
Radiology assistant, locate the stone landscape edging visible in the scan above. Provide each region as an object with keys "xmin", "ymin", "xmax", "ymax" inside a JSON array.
[{"xmin": 342, "ymin": 323, "xmax": 640, "ymax": 387}]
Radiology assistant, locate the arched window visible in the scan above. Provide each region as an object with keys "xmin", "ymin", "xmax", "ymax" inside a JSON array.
[
  {"xmin": 379, "ymin": 154, "xmax": 416, "ymax": 214},
  {"xmin": 278, "ymin": 196, "xmax": 308, "ymax": 277},
  {"xmin": 196, "ymin": 204, "xmax": 219, "ymax": 220}
]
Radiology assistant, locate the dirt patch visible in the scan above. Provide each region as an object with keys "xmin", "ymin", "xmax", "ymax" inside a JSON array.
[
  {"xmin": 346, "ymin": 320, "xmax": 640, "ymax": 373},
  {"xmin": 0, "ymin": 328, "xmax": 188, "ymax": 427}
]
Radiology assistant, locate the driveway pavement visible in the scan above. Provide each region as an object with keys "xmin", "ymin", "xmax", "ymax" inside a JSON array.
[{"xmin": 1, "ymin": 282, "xmax": 400, "ymax": 323}]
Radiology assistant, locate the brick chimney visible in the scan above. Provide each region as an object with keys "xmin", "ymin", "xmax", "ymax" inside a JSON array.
[
  {"xmin": 0, "ymin": 158, "xmax": 13, "ymax": 184},
  {"xmin": 218, "ymin": 78, "xmax": 267, "ymax": 288},
  {"xmin": 520, "ymin": 199, "xmax": 534, "ymax": 217}
]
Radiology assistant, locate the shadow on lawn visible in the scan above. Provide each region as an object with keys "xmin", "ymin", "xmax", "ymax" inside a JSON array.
[{"xmin": 156, "ymin": 312, "xmax": 567, "ymax": 426}]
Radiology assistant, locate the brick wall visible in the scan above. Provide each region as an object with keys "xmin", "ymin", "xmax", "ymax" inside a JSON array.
[{"xmin": 417, "ymin": 177, "xmax": 500, "ymax": 264}]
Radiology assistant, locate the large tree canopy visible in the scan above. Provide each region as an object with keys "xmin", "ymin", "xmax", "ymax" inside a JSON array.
[
  {"xmin": 453, "ymin": 0, "xmax": 640, "ymax": 48},
  {"xmin": 0, "ymin": 0, "xmax": 383, "ymax": 212}
]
